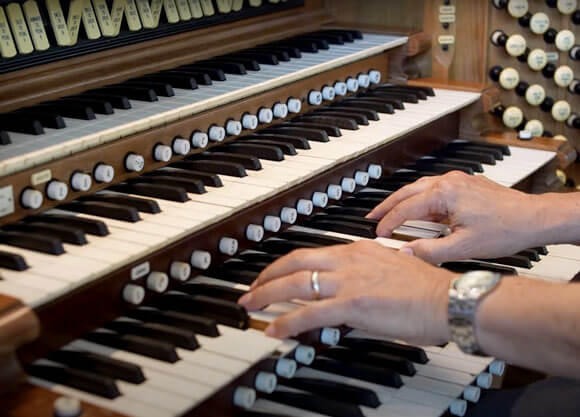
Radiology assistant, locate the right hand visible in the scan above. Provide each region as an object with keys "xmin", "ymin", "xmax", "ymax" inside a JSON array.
[{"xmin": 366, "ymin": 171, "xmax": 549, "ymax": 264}]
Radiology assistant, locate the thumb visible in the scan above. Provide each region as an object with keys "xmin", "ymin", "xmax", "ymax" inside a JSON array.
[{"xmin": 401, "ymin": 232, "xmax": 469, "ymax": 264}]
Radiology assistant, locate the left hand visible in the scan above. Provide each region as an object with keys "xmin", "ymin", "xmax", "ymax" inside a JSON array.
[{"xmin": 238, "ymin": 240, "xmax": 455, "ymax": 345}]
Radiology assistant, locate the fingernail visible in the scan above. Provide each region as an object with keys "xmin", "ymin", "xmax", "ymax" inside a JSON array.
[
  {"xmin": 400, "ymin": 247, "xmax": 415, "ymax": 256},
  {"xmin": 238, "ymin": 293, "xmax": 251, "ymax": 305}
]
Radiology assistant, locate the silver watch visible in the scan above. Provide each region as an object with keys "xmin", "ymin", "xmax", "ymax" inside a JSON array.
[{"xmin": 448, "ymin": 271, "xmax": 502, "ymax": 355}]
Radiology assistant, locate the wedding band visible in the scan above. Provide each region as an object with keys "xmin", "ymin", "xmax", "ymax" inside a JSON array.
[{"xmin": 311, "ymin": 270, "xmax": 321, "ymax": 300}]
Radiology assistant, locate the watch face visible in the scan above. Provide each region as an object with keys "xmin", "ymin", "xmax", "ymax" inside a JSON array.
[{"xmin": 454, "ymin": 271, "xmax": 500, "ymax": 295}]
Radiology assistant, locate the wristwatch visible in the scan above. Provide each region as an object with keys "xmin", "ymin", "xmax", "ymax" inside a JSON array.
[{"xmin": 448, "ymin": 271, "xmax": 502, "ymax": 355}]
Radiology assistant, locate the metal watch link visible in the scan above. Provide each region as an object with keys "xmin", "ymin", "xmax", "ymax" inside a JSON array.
[{"xmin": 448, "ymin": 271, "xmax": 502, "ymax": 355}]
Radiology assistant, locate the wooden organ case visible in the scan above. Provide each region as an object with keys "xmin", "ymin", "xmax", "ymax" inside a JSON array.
[{"xmin": 0, "ymin": 1, "xmax": 577, "ymax": 416}]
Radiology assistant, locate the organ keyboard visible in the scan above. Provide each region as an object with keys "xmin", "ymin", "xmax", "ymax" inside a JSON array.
[{"xmin": 0, "ymin": 1, "xmax": 576, "ymax": 417}]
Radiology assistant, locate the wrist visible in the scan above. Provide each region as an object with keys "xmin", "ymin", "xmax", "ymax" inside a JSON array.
[
  {"xmin": 432, "ymin": 271, "xmax": 456, "ymax": 344},
  {"xmin": 529, "ymin": 193, "xmax": 580, "ymax": 246}
]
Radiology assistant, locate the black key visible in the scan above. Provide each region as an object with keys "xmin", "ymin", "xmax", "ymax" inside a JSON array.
[
  {"xmin": 373, "ymin": 86, "xmax": 426, "ymax": 100},
  {"xmin": 60, "ymin": 201, "xmax": 140, "ymax": 222},
  {"xmin": 0, "ymin": 250, "xmax": 27, "ymax": 271},
  {"xmin": 381, "ymin": 84, "xmax": 435, "ymax": 96},
  {"xmin": 533, "ymin": 246, "xmax": 548, "ymax": 255},
  {"xmin": 353, "ymin": 190, "xmax": 392, "ymax": 199},
  {"xmin": 126, "ymin": 308, "xmax": 220, "ymax": 337},
  {"xmin": 324, "ymin": 206, "xmax": 371, "ymax": 217},
  {"xmin": 14, "ymin": 110, "xmax": 66, "ymax": 129},
  {"xmin": 123, "ymin": 81, "xmax": 174, "ymax": 97},
  {"xmin": 340, "ymin": 338, "xmax": 428, "ymax": 364},
  {"xmin": 138, "ymin": 74, "xmax": 198, "ymax": 90},
  {"xmin": 237, "ymin": 252, "xmax": 281, "ymax": 264},
  {"xmin": 244, "ymin": 48, "xmax": 289, "ymax": 62},
  {"xmin": 355, "ymin": 93, "xmax": 405, "ymax": 110},
  {"xmin": 302, "ymin": 32, "xmax": 345, "ymax": 44},
  {"xmin": 320, "ymin": 346, "xmax": 416, "ymax": 376},
  {"xmin": 0, "ymin": 231, "xmax": 64, "ymax": 255},
  {"xmin": 309, "ymin": 110, "xmax": 368, "ymax": 125},
  {"xmin": 278, "ymin": 231, "xmax": 352, "ymax": 246},
  {"xmin": 273, "ymin": 40, "xmax": 318, "ymax": 53},
  {"xmin": 197, "ymin": 151, "xmax": 262, "ymax": 170},
  {"xmin": 149, "ymin": 168, "xmax": 223, "ymax": 187},
  {"xmin": 474, "ymin": 255, "xmax": 532, "ymax": 269},
  {"xmin": 32, "ymin": 103, "xmax": 95, "ymax": 120},
  {"xmin": 179, "ymin": 283, "xmax": 246, "ymax": 304},
  {"xmin": 162, "ymin": 70, "xmax": 212, "ymax": 85},
  {"xmin": 178, "ymin": 65, "xmax": 226, "ymax": 81},
  {"xmin": 219, "ymin": 143, "xmax": 284, "ymax": 161},
  {"xmin": 197, "ymin": 60, "xmax": 247, "ymax": 74},
  {"xmin": 256, "ymin": 240, "xmax": 321, "ymax": 256},
  {"xmin": 78, "ymin": 93, "xmax": 132, "ymax": 110},
  {"xmin": 292, "ymin": 36, "xmax": 330, "ymax": 49},
  {"xmin": 242, "ymin": 133, "xmax": 310, "ymax": 150},
  {"xmin": 280, "ymin": 377, "xmax": 380, "ymax": 408},
  {"xmin": 304, "ymin": 219, "xmax": 376, "ymax": 238},
  {"xmin": 261, "ymin": 127, "xmax": 329, "ymax": 142},
  {"xmin": 266, "ymin": 391, "xmax": 364, "ymax": 417},
  {"xmin": 363, "ymin": 89, "xmax": 419, "ymax": 103},
  {"xmin": 441, "ymin": 261, "xmax": 517, "ymax": 275},
  {"xmin": 410, "ymin": 162, "xmax": 474, "ymax": 175},
  {"xmin": 419, "ymin": 157, "xmax": 483, "ymax": 173},
  {"xmin": 221, "ymin": 260, "xmax": 268, "ymax": 273},
  {"xmin": 310, "ymin": 357, "xmax": 403, "ymax": 388},
  {"xmin": 388, "ymin": 171, "xmax": 425, "ymax": 181},
  {"xmin": 58, "ymin": 98, "xmax": 114, "ymax": 115},
  {"xmin": 91, "ymin": 86, "xmax": 158, "ymax": 102},
  {"xmin": 82, "ymin": 194, "xmax": 161, "ymax": 214},
  {"xmin": 322, "ymin": 29, "xmax": 363, "ymax": 40},
  {"xmin": 209, "ymin": 268, "xmax": 259, "ymax": 285},
  {"xmin": 47, "ymin": 350, "xmax": 145, "ymax": 384},
  {"xmin": 227, "ymin": 52, "xmax": 278, "ymax": 65},
  {"xmin": 150, "ymin": 294, "xmax": 249, "ymax": 329},
  {"xmin": 318, "ymin": 30, "xmax": 353, "ymax": 42},
  {"xmin": 0, "ymin": 114, "xmax": 44, "ymax": 135},
  {"xmin": 4, "ymin": 222, "xmax": 87, "ymax": 245},
  {"xmin": 323, "ymin": 106, "xmax": 379, "ymax": 121},
  {"xmin": 252, "ymin": 45, "xmax": 301, "ymax": 58},
  {"xmin": 133, "ymin": 176, "xmax": 206, "ymax": 194},
  {"xmin": 449, "ymin": 141, "xmax": 510, "ymax": 156},
  {"xmin": 333, "ymin": 99, "xmax": 394, "ymax": 114},
  {"xmin": 239, "ymin": 139, "xmax": 297, "ymax": 156},
  {"xmin": 26, "ymin": 364, "xmax": 120, "ymax": 399},
  {"xmin": 0, "ymin": 131, "xmax": 11, "ymax": 144},
  {"xmin": 307, "ymin": 213, "xmax": 379, "ymax": 228},
  {"xmin": 109, "ymin": 182, "xmax": 189, "ymax": 203},
  {"xmin": 171, "ymin": 160, "xmax": 246, "ymax": 178},
  {"xmin": 84, "ymin": 331, "xmax": 179, "ymax": 363},
  {"xmin": 105, "ymin": 320, "xmax": 199, "ymax": 350},
  {"xmin": 210, "ymin": 57, "xmax": 260, "ymax": 71},
  {"xmin": 283, "ymin": 121, "xmax": 341, "ymax": 137},
  {"xmin": 444, "ymin": 144, "xmax": 503, "ymax": 160},
  {"xmin": 435, "ymin": 149, "xmax": 496, "ymax": 165},
  {"xmin": 340, "ymin": 196, "xmax": 384, "ymax": 209},
  {"xmin": 27, "ymin": 214, "xmax": 109, "ymax": 236},
  {"xmin": 517, "ymin": 248, "xmax": 540, "ymax": 262}
]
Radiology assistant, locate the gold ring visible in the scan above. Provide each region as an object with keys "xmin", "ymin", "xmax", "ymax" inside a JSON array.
[{"xmin": 311, "ymin": 270, "xmax": 321, "ymax": 300}]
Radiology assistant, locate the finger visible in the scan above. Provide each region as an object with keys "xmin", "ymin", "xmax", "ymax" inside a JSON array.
[
  {"xmin": 366, "ymin": 176, "xmax": 438, "ymax": 220},
  {"xmin": 265, "ymin": 298, "xmax": 351, "ymax": 338},
  {"xmin": 251, "ymin": 246, "xmax": 341, "ymax": 289},
  {"xmin": 239, "ymin": 270, "xmax": 338, "ymax": 310},
  {"xmin": 402, "ymin": 230, "xmax": 471, "ymax": 264},
  {"xmin": 376, "ymin": 189, "xmax": 447, "ymax": 237}
]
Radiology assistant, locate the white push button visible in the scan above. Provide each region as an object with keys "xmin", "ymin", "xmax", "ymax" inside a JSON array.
[
  {"xmin": 321, "ymin": 85, "xmax": 336, "ymax": 101},
  {"xmin": 320, "ymin": 327, "xmax": 340, "ymax": 345},
  {"xmin": 170, "ymin": 261, "xmax": 191, "ymax": 281},
  {"xmin": 125, "ymin": 153, "xmax": 145, "ymax": 172},
  {"xmin": 263, "ymin": 215, "xmax": 282, "ymax": 232},
  {"xmin": 308, "ymin": 90, "xmax": 323, "ymax": 106},
  {"xmin": 296, "ymin": 199, "xmax": 313, "ymax": 215},
  {"xmin": 254, "ymin": 372, "xmax": 277, "ymax": 393},
  {"xmin": 354, "ymin": 170, "xmax": 370, "ymax": 186},
  {"xmin": 123, "ymin": 284, "xmax": 145, "ymax": 305},
  {"xmin": 46, "ymin": 181, "xmax": 68, "ymax": 201},
  {"xmin": 507, "ymin": 0, "xmax": 528, "ymax": 17},
  {"xmin": 226, "ymin": 120, "xmax": 242, "ymax": 136},
  {"xmin": 153, "ymin": 144, "xmax": 172, "ymax": 162},
  {"xmin": 280, "ymin": 207, "xmax": 298, "ymax": 224},
  {"xmin": 557, "ymin": 0, "xmax": 577, "ymax": 14},
  {"xmin": 527, "ymin": 49, "xmax": 547, "ymax": 71},
  {"xmin": 233, "ymin": 387, "xmax": 255, "ymax": 409},
  {"xmin": 357, "ymin": 73, "xmax": 370, "ymax": 88},
  {"xmin": 70, "ymin": 172, "xmax": 92, "ymax": 192},
  {"xmin": 21, "ymin": 189, "xmax": 43, "ymax": 209},
  {"xmin": 333, "ymin": 81, "xmax": 347, "ymax": 96},
  {"xmin": 530, "ymin": 12, "xmax": 550, "ymax": 34},
  {"xmin": 312, "ymin": 192, "xmax": 328, "ymax": 208},
  {"xmin": 341, "ymin": 177, "xmax": 356, "ymax": 193},
  {"xmin": 191, "ymin": 250, "xmax": 211, "ymax": 270},
  {"xmin": 294, "ymin": 345, "xmax": 315, "ymax": 365},
  {"xmin": 208, "ymin": 125, "xmax": 226, "ymax": 142},
  {"xmin": 463, "ymin": 386, "xmax": 481, "ymax": 403},
  {"xmin": 555, "ymin": 29, "xmax": 575, "ymax": 51},
  {"xmin": 554, "ymin": 65, "xmax": 574, "ymax": 87},
  {"xmin": 172, "ymin": 137, "xmax": 191, "ymax": 155},
  {"xmin": 498, "ymin": 67, "xmax": 519, "ymax": 89},
  {"xmin": 525, "ymin": 119, "xmax": 544, "ymax": 136},
  {"xmin": 505, "ymin": 34, "xmax": 526, "ymax": 56},
  {"xmin": 346, "ymin": 77, "xmax": 359, "ymax": 92},
  {"xmin": 368, "ymin": 70, "xmax": 382, "ymax": 84},
  {"xmin": 192, "ymin": 131, "xmax": 210, "ymax": 147},
  {"xmin": 286, "ymin": 98, "xmax": 301, "ymax": 114},
  {"xmin": 246, "ymin": 224, "xmax": 264, "ymax": 242},
  {"xmin": 275, "ymin": 358, "xmax": 297, "ymax": 378},
  {"xmin": 326, "ymin": 184, "xmax": 342, "ymax": 200},
  {"xmin": 552, "ymin": 100, "xmax": 571, "ymax": 121},
  {"xmin": 502, "ymin": 106, "xmax": 523, "ymax": 128},
  {"xmin": 476, "ymin": 372, "xmax": 492, "ymax": 389},
  {"xmin": 272, "ymin": 103, "xmax": 289, "ymax": 118},
  {"xmin": 94, "ymin": 164, "xmax": 114, "ymax": 183},
  {"xmin": 146, "ymin": 272, "xmax": 169, "ymax": 293},
  {"xmin": 258, "ymin": 108, "xmax": 274, "ymax": 123},
  {"xmin": 219, "ymin": 237, "xmax": 238, "ymax": 256},
  {"xmin": 449, "ymin": 399, "xmax": 467, "ymax": 417},
  {"xmin": 53, "ymin": 396, "xmax": 82, "ymax": 417},
  {"xmin": 242, "ymin": 114, "xmax": 258, "ymax": 130},
  {"xmin": 525, "ymin": 84, "xmax": 546, "ymax": 105},
  {"xmin": 367, "ymin": 164, "xmax": 382, "ymax": 179}
]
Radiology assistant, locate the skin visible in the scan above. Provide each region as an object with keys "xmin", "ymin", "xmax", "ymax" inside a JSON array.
[{"xmin": 239, "ymin": 172, "xmax": 580, "ymax": 378}]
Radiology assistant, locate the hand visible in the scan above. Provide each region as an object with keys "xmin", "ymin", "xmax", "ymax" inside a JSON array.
[
  {"xmin": 238, "ymin": 240, "xmax": 455, "ymax": 345},
  {"xmin": 366, "ymin": 171, "xmax": 548, "ymax": 264}
]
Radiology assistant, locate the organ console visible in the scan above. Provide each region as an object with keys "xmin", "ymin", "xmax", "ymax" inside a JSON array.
[{"xmin": 0, "ymin": 1, "xmax": 578, "ymax": 416}]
